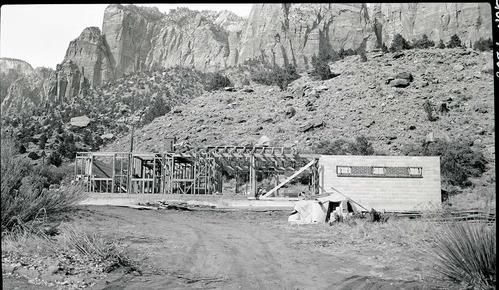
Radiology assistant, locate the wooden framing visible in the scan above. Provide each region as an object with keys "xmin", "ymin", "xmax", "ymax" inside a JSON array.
[{"xmin": 75, "ymin": 145, "xmax": 319, "ymax": 197}]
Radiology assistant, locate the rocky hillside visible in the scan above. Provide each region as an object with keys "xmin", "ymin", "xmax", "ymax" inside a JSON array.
[
  {"xmin": 105, "ymin": 48, "xmax": 494, "ymax": 154},
  {"xmin": 0, "ymin": 66, "xmax": 214, "ymax": 165},
  {"xmin": 102, "ymin": 47, "xmax": 495, "ymax": 200}
]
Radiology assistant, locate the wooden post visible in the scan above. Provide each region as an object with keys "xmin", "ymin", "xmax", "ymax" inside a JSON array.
[
  {"xmin": 250, "ymin": 154, "xmax": 256, "ymax": 197},
  {"xmin": 111, "ymin": 154, "xmax": 116, "ymax": 193},
  {"xmin": 235, "ymin": 171, "xmax": 238, "ymax": 195}
]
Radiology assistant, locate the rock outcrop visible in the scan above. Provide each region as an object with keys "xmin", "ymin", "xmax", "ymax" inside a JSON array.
[
  {"xmin": 239, "ymin": 4, "xmax": 375, "ymax": 69},
  {"xmin": 64, "ymin": 27, "xmax": 115, "ymax": 86},
  {"xmin": 1, "ymin": 3, "xmax": 492, "ymax": 114},
  {"xmin": 55, "ymin": 60, "xmax": 90, "ymax": 103},
  {"xmin": 368, "ymin": 3, "xmax": 492, "ymax": 49},
  {"xmin": 62, "ymin": 3, "xmax": 491, "ymax": 84},
  {"xmin": 0, "ymin": 58, "xmax": 58, "ymax": 114}
]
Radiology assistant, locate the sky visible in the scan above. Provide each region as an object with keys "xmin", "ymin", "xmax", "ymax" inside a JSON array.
[{"xmin": 0, "ymin": 4, "xmax": 254, "ymax": 69}]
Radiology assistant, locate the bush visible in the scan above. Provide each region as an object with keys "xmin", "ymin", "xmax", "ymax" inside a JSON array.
[
  {"xmin": 473, "ymin": 38, "xmax": 493, "ymax": 51},
  {"xmin": 206, "ymin": 72, "xmax": 233, "ymax": 91},
  {"xmin": 252, "ymin": 64, "xmax": 300, "ymax": 90},
  {"xmin": 447, "ymin": 34, "xmax": 463, "ymax": 48},
  {"xmin": 381, "ymin": 43, "xmax": 389, "ymax": 53},
  {"xmin": 313, "ymin": 136, "xmax": 375, "ymax": 155},
  {"xmin": 1, "ymin": 137, "xmax": 86, "ymax": 232},
  {"xmin": 404, "ymin": 140, "xmax": 487, "ymax": 188},
  {"xmin": 437, "ymin": 39, "xmax": 446, "ymax": 49},
  {"xmin": 428, "ymin": 221, "xmax": 495, "ymax": 289},
  {"xmin": 423, "ymin": 100, "xmax": 438, "ymax": 121},
  {"xmin": 47, "ymin": 152, "xmax": 63, "ymax": 167},
  {"xmin": 142, "ymin": 95, "xmax": 171, "ymax": 124},
  {"xmin": 310, "ymin": 52, "xmax": 335, "ymax": 80},
  {"xmin": 390, "ymin": 34, "xmax": 411, "ymax": 52},
  {"xmin": 412, "ymin": 34, "xmax": 435, "ymax": 49}
]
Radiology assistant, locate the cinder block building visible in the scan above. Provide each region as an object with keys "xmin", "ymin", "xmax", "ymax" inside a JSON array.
[{"xmin": 319, "ymin": 155, "xmax": 441, "ymax": 212}]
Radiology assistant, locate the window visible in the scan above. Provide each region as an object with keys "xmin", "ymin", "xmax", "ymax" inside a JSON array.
[
  {"xmin": 337, "ymin": 166, "xmax": 351, "ymax": 175},
  {"xmin": 408, "ymin": 167, "xmax": 423, "ymax": 176},
  {"xmin": 336, "ymin": 165, "xmax": 423, "ymax": 178}
]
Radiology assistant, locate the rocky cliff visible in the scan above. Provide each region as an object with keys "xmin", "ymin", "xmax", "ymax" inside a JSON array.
[
  {"xmin": 0, "ymin": 58, "xmax": 57, "ymax": 114},
  {"xmin": 1, "ymin": 3, "xmax": 492, "ymax": 114},
  {"xmin": 64, "ymin": 27, "xmax": 115, "ymax": 86},
  {"xmin": 60, "ymin": 3, "xmax": 491, "ymax": 87},
  {"xmin": 100, "ymin": 5, "xmax": 244, "ymax": 80},
  {"xmin": 368, "ymin": 3, "xmax": 493, "ymax": 49}
]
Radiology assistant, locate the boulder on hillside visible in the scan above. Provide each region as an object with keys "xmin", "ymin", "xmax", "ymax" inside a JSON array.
[
  {"xmin": 393, "ymin": 52, "xmax": 405, "ymax": 59},
  {"xmin": 242, "ymin": 87, "xmax": 254, "ymax": 93},
  {"xmin": 389, "ymin": 79, "xmax": 411, "ymax": 88},
  {"xmin": 453, "ymin": 64, "xmax": 464, "ymax": 71},
  {"xmin": 395, "ymin": 72, "xmax": 413, "ymax": 82},
  {"xmin": 101, "ymin": 133, "xmax": 114, "ymax": 140},
  {"xmin": 299, "ymin": 118, "xmax": 324, "ymax": 132},
  {"xmin": 70, "ymin": 115, "xmax": 91, "ymax": 127},
  {"xmin": 285, "ymin": 107, "xmax": 296, "ymax": 118},
  {"xmin": 256, "ymin": 135, "xmax": 271, "ymax": 147}
]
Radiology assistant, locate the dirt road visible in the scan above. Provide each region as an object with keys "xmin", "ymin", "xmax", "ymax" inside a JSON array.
[
  {"xmin": 69, "ymin": 206, "xmax": 423, "ymax": 290},
  {"xmin": 3, "ymin": 205, "xmax": 436, "ymax": 289}
]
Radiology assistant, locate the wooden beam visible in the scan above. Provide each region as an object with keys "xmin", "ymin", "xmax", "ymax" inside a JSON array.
[{"xmin": 260, "ymin": 159, "xmax": 316, "ymax": 198}]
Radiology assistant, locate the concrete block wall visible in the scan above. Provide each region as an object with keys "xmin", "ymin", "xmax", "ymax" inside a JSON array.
[{"xmin": 319, "ymin": 155, "xmax": 441, "ymax": 212}]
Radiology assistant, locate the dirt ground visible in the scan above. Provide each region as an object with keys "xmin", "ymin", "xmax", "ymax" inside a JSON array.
[{"xmin": 3, "ymin": 205, "xmax": 460, "ymax": 290}]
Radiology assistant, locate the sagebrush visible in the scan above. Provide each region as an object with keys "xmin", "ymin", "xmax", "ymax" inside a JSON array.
[{"xmin": 1, "ymin": 137, "xmax": 87, "ymax": 232}]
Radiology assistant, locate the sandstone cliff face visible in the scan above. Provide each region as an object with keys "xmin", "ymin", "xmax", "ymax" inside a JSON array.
[
  {"xmin": 61, "ymin": 3, "xmax": 492, "ymax": 85},
  {"xmin": 99, "ymin": 5, "xmax": 244, "ymax": 79},
  {"xmin": 0, "ymin": 58, "xmax": 57, "ymax": 114},
  {"xmin": 55, "ymin": 60, "xmax": 89, "ymax": 103},
  {"xmin": 368, "ymin": 3, "xmax": 493, "ymax": 49},
  {"xmin": 239, "ymin": 4, "xmax": 375, "ymax": 69},
  {"xmin": 64, "ymin": 27, "xmax": 115, "ymax": 86}
]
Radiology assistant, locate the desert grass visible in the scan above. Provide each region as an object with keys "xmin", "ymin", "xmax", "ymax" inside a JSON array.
[
  {"xmin": 56, "ymin": 223, "xmax": 139, "ymax": 273},
  {"xmin": 2, "ymin": 223, "xmax": 139, "ymax": 274}
]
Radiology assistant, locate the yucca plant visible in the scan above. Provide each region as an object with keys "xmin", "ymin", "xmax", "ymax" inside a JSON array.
[{"xmin": 428, "ymin": 221, "xmax": 496, "ymax": 289}]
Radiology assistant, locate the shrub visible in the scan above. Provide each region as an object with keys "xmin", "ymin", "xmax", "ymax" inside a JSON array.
[
  {"xmin": 423, "ymin": 100, "xmax": 438, "ymax": 121},
  {"xmin": 405, "ymin": 140, "xmax": 487, "ymax": 188},
  {"xmin": 473, "ymin": 38, "xmax": 493, "ymax": 51},
  {"xmin": 412, "ymin": 34, "xmax": 435, "ymax": 49},
  {"xmin": 1, "ymin": 137, "xmax": 86, "ymax": 232},
  {"xmin": 310, "ymin": 52, "xmax": 335, "ymax": 80},
  {"xmin": 381, "ymin": 43, "xmax": 389, "ymax": 53},
  {"xmin": 390, "ymin": 34, "xmax": 411, "ymax": 52},
  {"xmin": 427, "ymin": 221, "xmax": 495, "ymax": 289},
  {"xmin": 447, "ymin": 34, "xmax": 463, "ymax": 48},
  {"xmin": 47, "ymin": 152, "xmax": 63, "ymax": 167},
  {"xmin": 142, "ymin": 95, "xmax": 171, "ymax": 124},
  {"xmin": 27, "ymin": 151, "xmax": 40, "ymax": 160},
  {"xmin": 206, "ymin": 72, "xmax": 233, "ymax": 91},
  {"xmin": 313, "ymin": 136, "xmax": 375, "ymax": 155},
  {"xmin": 252, "ymin": 64, "xmax": 300, "ymax": 90},
  {"xmin": 437, "ymin": 39, "xmax": 446, "ymax": 49},
  {"xmin": 359, "ymin": 50, "xmax": 368, "ymax": 62}
]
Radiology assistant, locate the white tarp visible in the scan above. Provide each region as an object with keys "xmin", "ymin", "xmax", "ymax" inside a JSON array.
[{"xmin": 288, "ymin": 192, "xmax": 360, "ymax": 224}]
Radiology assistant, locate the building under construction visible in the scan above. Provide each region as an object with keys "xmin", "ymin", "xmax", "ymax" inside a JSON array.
[
  {"xmin": 75, "ymin": 139, "xmax": 441, "ymax": 211},
  {"xmin": 75, "ymin": 142, "xmax": 320, "ymax": 199}
]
